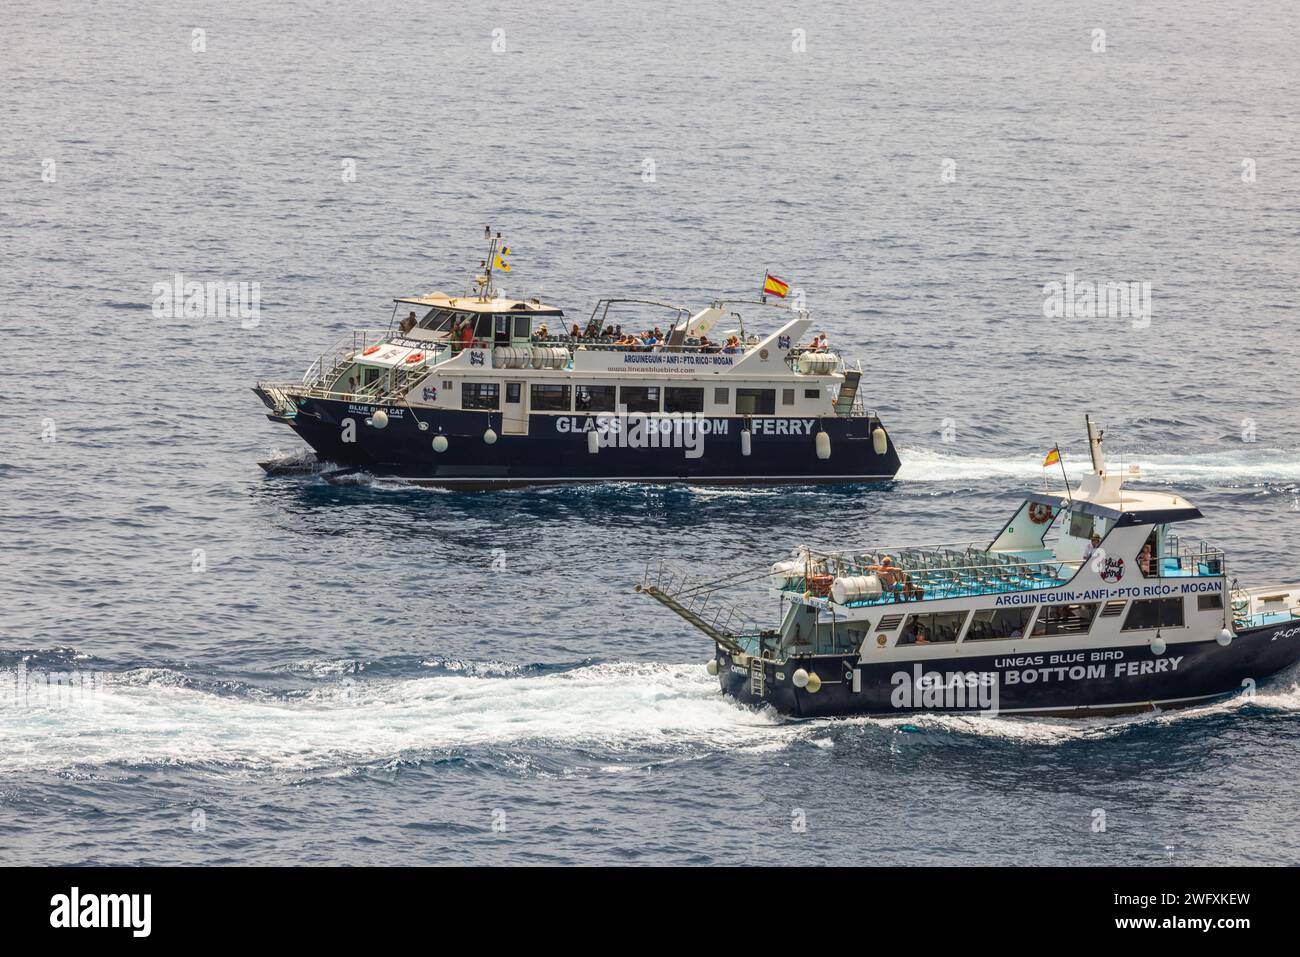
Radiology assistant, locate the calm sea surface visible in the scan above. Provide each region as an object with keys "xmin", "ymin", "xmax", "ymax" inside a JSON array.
[{"xmin": 2, "ymin": 1, "xmax": 1298, "ymax": 865}]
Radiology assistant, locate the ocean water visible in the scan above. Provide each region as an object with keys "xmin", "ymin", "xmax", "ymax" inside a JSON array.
[{"xmin": 2, "ymin": 0, "xmax": 1299, "ymax": 865}]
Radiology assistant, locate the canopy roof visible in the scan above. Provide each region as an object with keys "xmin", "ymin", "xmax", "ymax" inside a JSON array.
[
  {"xmin": 1026, "ymin": 486, "xmax": 1202, "ymax": 526},
  {"xmin": 394, "ymin": 292, "xmax": 563, "ymax": 315}
]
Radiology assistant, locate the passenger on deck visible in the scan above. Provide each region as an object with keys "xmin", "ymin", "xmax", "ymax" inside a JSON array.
[
  {"xmin": 723, "ymin": 335, "xmax": 741, "ymax": 354},
  {"xmin": 1083, "ymin": 534, "xmax": 1102, "ymax": 561},
  {"xmin": 449, "ymin": 317, "xmax": 465, "ymax": 352},
  {"xmin": 1139, "ymin": 542, "xmax": 1156, "ymax": 577},
  {"xmin": 460, "ymin": 320, "xmax": 475, "ymax": 349},
  {"xmin": 872, "ymin": 556, "xmax": 905, "ymax": 601},
  {"xmin": 347, "ymin": 376, "xmax": 356, "ymax": 393},
  {"xmin": 813, "ymin": 333, "xmax": 830, "ymax": 353},
  {"xmin": 537, "ymin": 323, "xmax": 549, "ymax": 340},
  {"xmin": 571, "ymin": 323, "xmax": 582, "ymax": 338},
  {"xmin": 399, "ymin": 311, "xmax": 417, "ymax": 334},
  {"xmin": 603, "ymin": 325, "xmax": 615, "ymax": 337}
]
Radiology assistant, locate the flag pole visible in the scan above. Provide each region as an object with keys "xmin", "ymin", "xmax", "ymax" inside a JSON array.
[{"xmin": 1055, "ymin": 443, "xmax": 1074, "ymax": 504}]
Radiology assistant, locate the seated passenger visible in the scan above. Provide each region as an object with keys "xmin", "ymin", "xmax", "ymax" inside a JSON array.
[
  {"xmin": 871, "ymin": 556, "xmax": 905, "ymax": 601},
  {"xmin": 815, "ymin": 333, "xmax": 830, "ymax": 353},
  {"xmin": 399, "ymin": 311, "xmax": 417, "ymax": 334},
  {"xmin": 571, "ymin": 323, "xmax": 582, "ymax": 338},
  {"xmin": 537, "ymin": 323, "xmax": 549, "ymax": 339}
]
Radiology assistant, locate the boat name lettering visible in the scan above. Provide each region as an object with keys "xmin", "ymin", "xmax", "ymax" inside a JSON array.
[
  {"xmin": 620, "ymin": 354, "xmax": 736, "ymax": 367},
  {"xmin": 993, "ymin": 580, "xmax": 1222, "ymax": 605}
]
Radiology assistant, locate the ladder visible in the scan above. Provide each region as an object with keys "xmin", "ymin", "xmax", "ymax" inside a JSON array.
[
  {"xmin": 833, "ymin": 369, "xmax": 862, "ymax": 415},
  {"xmin": 749, "ymin": 658, "xmax": 765, "ymax": 698}
]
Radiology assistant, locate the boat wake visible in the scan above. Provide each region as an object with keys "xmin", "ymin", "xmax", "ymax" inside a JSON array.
[
  {"xmin": 0, "ymin": 662, "xmax": 789, "ymax": 774},
  {"xmin": 896, "ymin": 446, "xmax": 1300, "ymax": 485}
]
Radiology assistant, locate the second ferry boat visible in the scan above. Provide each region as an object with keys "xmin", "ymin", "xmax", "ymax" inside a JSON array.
[
  {"xmin": 640, "ymin": 417, "xmax": 1300, "ymax": 717},
  {"xmin": 254, "ymin": 230, "xmax": 901, "ymax": 488}
]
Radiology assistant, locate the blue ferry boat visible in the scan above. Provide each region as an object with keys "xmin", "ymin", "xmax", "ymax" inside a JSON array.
[{"xmin": 254, "ymin": 230, "xmax": 900, "ymax": 488}]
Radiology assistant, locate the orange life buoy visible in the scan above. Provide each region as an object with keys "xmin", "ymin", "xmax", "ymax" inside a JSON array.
[
  {"xmin": 1028, "ymin": 503, "xmax": 1054, "ymax": 524},
  {"xmin": 405, "ymin": 352, "xmax": 424, "ymax": 364},
  {"xmin": 363, "ymin": 346, "xmax": 380, "ymax": 356}
]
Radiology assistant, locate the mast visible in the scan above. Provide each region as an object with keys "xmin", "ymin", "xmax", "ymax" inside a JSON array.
[{"xmin": 1085, "ymin": 414, "xmax": 1105, "ymax": 474}]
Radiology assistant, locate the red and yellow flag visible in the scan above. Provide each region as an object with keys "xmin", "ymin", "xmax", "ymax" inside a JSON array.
[
  {"xmin": 1042, "ymin": 448, "xmax": 1061, "ymax": 467},
  {"xmin": 762, "ymin": 272, "xmax": 789, "ymax": 299}
]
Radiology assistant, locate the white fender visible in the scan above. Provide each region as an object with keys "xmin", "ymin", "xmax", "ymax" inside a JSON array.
[
  {"xmin": 587, "ymin": 430, "xmax": 599, "ymax": 454},
  {"xmin": 370, "ymin": 409, "xmax": 388, "ymax": 429},
  {"xmin": 872, "ymin": 427, "xmax": 887, "ymax": 455},
  {"xmin": 706, "ymin": 659, "xmax": 719, "ymax": 676},
  {"xmin": 741, "ymin": 429, "xmax": 752, "ymax": 457},
  {"xmin": 1217, "ymin": 629, "xmax": 1233, "ymax": 646},
  {"xmin": 432, "ymin": 434, "xmax": 449, "ymax": 453},
  {"xmin": 792, "ymin": 668, "xmax": 809, "ymax": 688},
  {"xmin": 1151, "ymin": 637, "xmax": 1167, "ymax": 656},
  {"xmin": 483, "ymin": 428, "xmax": 498, "ymax": 445},
  {"xmin": 815, "ymin": 430, "xmax": 831, "ymax": 460}
]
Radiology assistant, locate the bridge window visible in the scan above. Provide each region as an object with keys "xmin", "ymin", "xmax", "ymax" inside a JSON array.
[
  {"xmin": 713, "ymin": 387, "xmax": 729, "ymax": 404},
  {"xmin": 1122, "ymin": 597, "xmax": 1185, "ymax": 631},
  {"xmin": 1068, "ymin": 511, "xmax": 1096, "ymax": 539},
  {"xmin": 898, "ymin": 610, "xmax": 969, "ymax": 645},
  {"xmin": 1031, "ymin": 603, "xmax": 1099, "ymax": 637},
  {"xmin": 665, "ymin": 387, "xmax": 704, "ymax": 413},
  {"xmin": 964, "ymin": 606, "xmax": 1033, "ymax": 641},
  {"xmin": 513, "ymin": 316, "xmax": 531, "ymax": 339},
  {"xmin": 575, "ymin": 385, "xmax": 615, "ymax": 412},
  {"xmin": 620, "ymin": 386, "xmax": 660, "ymax": 413},
  {"xmin": 530, "ymin": 384, "xmax": 571, "ymax": 412},
  {"xmin": 804, "ymin": 388, "xmax": 820, "ymax": 399},
  {"xmin": 736, "ymin": 388, "xmax": 775, "ymax": 415},
  {"xmin": 462, "ymin": 382, "xmax": 499, "ymax": 410}
]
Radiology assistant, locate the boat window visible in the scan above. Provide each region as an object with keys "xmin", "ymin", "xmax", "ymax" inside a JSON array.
[
  {"xmin": 575, "ymin": 385, "xmax": 615, "ymax": 412},
  {"xmin": 1031, "ymin": 603, "xmax": 1100, "ymax": 637},
  {"xmin": 713, "ymin": 387, "xmax": 729, "ymax": 404},
  {"xmin": 462, "ymin": 382, "xmax": 499, "ymax": 410},
  {"xmin": 1122, "ymin": 597, "xmax": 1185, "ymax": 631},
  {"xmin": 1197, "ymin": 594, "xmax": 1224, "ymax": 611},
  {"xmin": 782, "ymin": 388, "xmax": 795, "ymax": 406},
  {"xmin": 964, "ymin": 606, "xmax": 1033, "ymax": 641},
  {"xmin": 664, "ymin": 387, "xmax": 704, "ymax": 413},
  {"xmin": 620, "ymin": 386, "xmax": 660, "ymax": 413},
  {"xmin": 530, "ymin": 384, "xmax": 571, "ymax": 412},
  {"xmin": 1067, "ymin": 511, "xmax": 1095, "ymax": 539},
  {"xmin": 804, "ymin": 388, "xmax": 820, "ymax": 399},
  {"xmin": 513, "ymin": 316, "xmax": 531, "ymax": 339},
  {"xmin": 897, "ymin": 610, "xmax": 968, "ymax": 645},
  {"xmin": 736, "ymin": 388, "xmax": 775, "ymax": 415},
  {"xmin": 1034, "ymin": 605, "xmax": 1097, "ymax": 634},
  {"xmin": 362, "ymin": 368, "xmax": 381, "ymax": 386},
  {"xmin": 505, "ymin": 382, "xmax": 521, "ymax": 403},
  {"xmin": 418, "ymin": 309, "xmax": 456, "ymax": 331}
]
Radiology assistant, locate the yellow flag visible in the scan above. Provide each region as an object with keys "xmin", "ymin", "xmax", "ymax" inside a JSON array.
[{"xmin": 494, "ymin": 253, "xmax": 511, "ymax": 272}]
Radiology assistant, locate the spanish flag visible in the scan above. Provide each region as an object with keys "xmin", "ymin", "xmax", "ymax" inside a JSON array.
[
  {"xmin": 1042, "ymin": 447, "xmax": 1061, "ymax": 467},
  {"xmin": 762, "ymin": 272, "xmax": 789, "ymax": 299}
]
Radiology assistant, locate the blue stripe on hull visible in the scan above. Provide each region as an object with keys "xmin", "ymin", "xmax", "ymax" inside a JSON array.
[
  {"xmin": 719, "ymin": 620, "xmax": 1300, "ymax": 717},
  {"xmin": 281, "ymin": 398, "xmax": 902, "ymax": 485}
]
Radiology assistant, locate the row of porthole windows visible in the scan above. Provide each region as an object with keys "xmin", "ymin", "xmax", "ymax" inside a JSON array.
[
  {"xmin": 458, "ymin": 382, "xmax": 821, "ymax": 413},
  {"xmin": 871, "ymin": 594, "xmax": 1220, "ymax": 646}
]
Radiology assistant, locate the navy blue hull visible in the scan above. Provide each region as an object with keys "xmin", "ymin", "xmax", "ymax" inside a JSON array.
[
  {"xmin": 274, "ymin": 396, "xmax": 901, "ymax": 487},
  {"xmin": 718, "ymin": 619, "xmax": 1300, "ymax": 717}
]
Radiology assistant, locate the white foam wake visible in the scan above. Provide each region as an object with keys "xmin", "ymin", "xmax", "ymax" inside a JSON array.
[
  {"xmin": 896, "ymin": 446, "xmax": 1300, "ymax": 485},
  {"xmin": 0, "ymin": 663, "xmax": 788, "ymax": 773}
]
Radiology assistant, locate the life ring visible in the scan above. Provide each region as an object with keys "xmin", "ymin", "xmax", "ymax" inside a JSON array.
[
  {"xmin": 1028, "ymin": 503, "xmax": 1054, "ymax": 525},
  {"xmin": 363, "ymin": 345, "xmax": 380, "ymax": 356},
  {"xmin": 404, "ymin": 352, "xmax": 424, "ymax": 364}
]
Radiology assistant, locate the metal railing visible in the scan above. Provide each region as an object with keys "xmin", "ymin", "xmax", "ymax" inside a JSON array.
[
  {"xmin": 778, "ymin": 545, "xmax": 1083, "ymax": 606},
  {"xmin": 302, "ymin": 328, "xmax": 392, "ymax": 386},
  {"xmin": 638, "ymin": 561, "xmax": 763, "ymax": 653}
]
